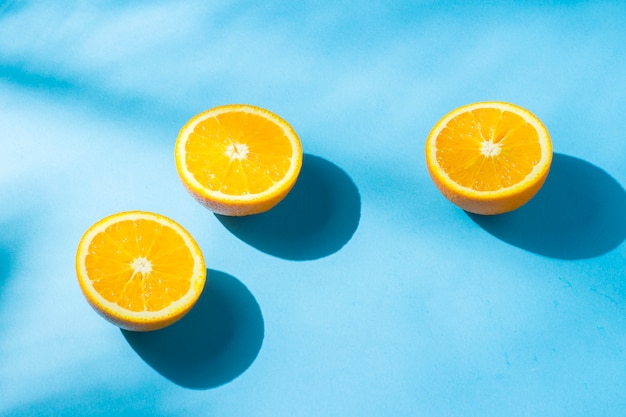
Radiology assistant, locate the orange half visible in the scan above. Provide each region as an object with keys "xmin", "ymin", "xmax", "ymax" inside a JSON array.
[
  {"xmin": 425, "ymin": 102, "xmax": 552, "ymax": 215},
  {"xmin": 75, "ymin": 211, "xmax": 206, "ymax": 331},
  {"xmin": 174, "ymin": 104, "xmax": 303, "ymax": 216}
]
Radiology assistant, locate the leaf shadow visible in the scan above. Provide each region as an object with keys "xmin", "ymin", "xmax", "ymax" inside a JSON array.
[
  {"xmin": 122, "ymin": 269, "xmax": 264, "ymax": 390},
  {"xmin": 0, "ymin": 60, "xmax": 184, "ymax": 132},
  {"xmin": 0, "ymin": 230, "xmax": 14, "ymax": 292},
  {"xmin": 216, "ymin": 154, "xmax": 361, "ymax": 261},
  {"xmin": 0, "ymin": 213, "xmax": 34, "ymax": 305},
  {"xmin": 468, "ymin": 153, "xmax": 626, "ymax": 259}
]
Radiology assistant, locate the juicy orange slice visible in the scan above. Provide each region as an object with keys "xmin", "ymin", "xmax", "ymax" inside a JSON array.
[
  {"xmin": 174, "ymin": 104, "xmax": 303, "ymax": 216},
  {"xmin": 75, "ymin": 211, "xmax": 206, "ymax": 331},
  {"xmin": 425, "ymin": 102, "xmax": 553, "ymax": 215}
]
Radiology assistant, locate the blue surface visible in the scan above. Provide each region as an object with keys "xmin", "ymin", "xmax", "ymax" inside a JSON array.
[{"xmin": 2, "ymin": 1, "xmax": 626, "ymax": 416}]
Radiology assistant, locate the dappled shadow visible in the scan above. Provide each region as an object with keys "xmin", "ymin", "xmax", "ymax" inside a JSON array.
[
  {"xmin": 216, "ymin": 154, "xmax": 361, "ymax": 261},
  {"xmin": 0, "ymin": 213, "xmax": 33, "ymax": 304},
  {"xmin": 122, "ymin": 269, "xmax": 264, "ymax": 389},
  {"xmin": 0, "ymin": 243, "xmax": 11, "ymax": 293},
  {"xmin": 0, "ymin": 60, "xmax": 184, "ymax": 131},
  {"xmin": 469, "ymin": 153, "xmax": 626, "ymax": 259},
  {"xmin": 3, "ymin": 385, "xmax": 163, "ymax": 417}
]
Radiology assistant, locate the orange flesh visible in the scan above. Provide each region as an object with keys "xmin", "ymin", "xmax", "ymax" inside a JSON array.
[
  {"xmin": 185, "ymin": 111, "xmax": 294, "ymax": 196},
  {"xmin": 435, "ymin": 109, "xmax": 542, "ymax": 191},
  {"xmin": 84, "ymin": 219, "xmax": 194, "ymax": 312}
]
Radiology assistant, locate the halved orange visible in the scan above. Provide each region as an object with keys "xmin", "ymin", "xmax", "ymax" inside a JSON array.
[
  {"xmin": 75, "ymin": 211, "xmax": 206, "ymax": 331},
  {"xmin": 174, "ymin": 104, "xmax": 303, "ymax": 216},
  {"xmin": 425, "ymin": 102, "xmax": 552, "ymax": 215}
]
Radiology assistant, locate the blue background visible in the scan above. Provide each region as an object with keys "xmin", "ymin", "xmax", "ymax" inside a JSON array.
[{"xmin": 2, "ymin": 1, "xmax": 626, "ymax": 416}]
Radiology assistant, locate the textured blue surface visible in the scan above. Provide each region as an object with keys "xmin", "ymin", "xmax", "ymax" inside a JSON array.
[{"xmin": 2, "ymin": 1, "xmax": 626, "ymax": 416}]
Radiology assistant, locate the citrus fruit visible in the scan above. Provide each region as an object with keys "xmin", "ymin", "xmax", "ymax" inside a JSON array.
[
  {"xmin": 75, "ymin": 211, "xmax": 206, "ymax": 331},
  {"xmin": 425, "ymin": 101, "xmax": 552, "ymax": 215},
  {"xmin": 174, "ymin": 104, "xmax": 303, "ymax": 216}
]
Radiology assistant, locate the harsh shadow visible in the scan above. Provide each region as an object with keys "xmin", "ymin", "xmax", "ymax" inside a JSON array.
[
  {"xmin": 468, "ymin": 153, "xmax": 626, "ymax": 259},
  {"xmin": 122, "ymin": 269, "xmax": 264, "ymax": 390},
  {"xmin": 216, "ymin": 154, "xmax": 361, "ymax": 261}
]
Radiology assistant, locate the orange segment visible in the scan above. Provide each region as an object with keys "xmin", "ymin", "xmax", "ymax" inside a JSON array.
[
  {"xmin": 175, "ymin": 104, "xmax": 303, "ymax": 216},
  {"xmin": 425, "ymin": 102, "xmax": 552, "ymax": 215},
  {"xmin": 76, "ymin": 211, "xmax": 206, "ymax": 331}
]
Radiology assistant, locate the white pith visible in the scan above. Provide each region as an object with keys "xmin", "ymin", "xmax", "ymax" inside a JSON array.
[
  {"xmin": 130, "ymin": 256, "xmax": 152, "ymax": 274},
  {"xmin": 225, "ymin": 143, "xmax": 249, "ymax": 160},
  {"xmin": 480, "ymin": 140, "xmax": 501, "ymax": 157}
]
